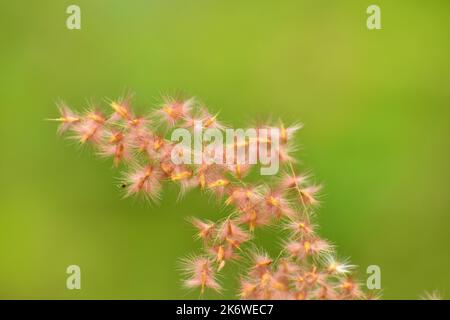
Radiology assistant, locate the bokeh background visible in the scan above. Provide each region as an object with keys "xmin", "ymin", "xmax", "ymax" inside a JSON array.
[{"xmin": 0, "ymin": 0, "xmax": 449, "ymax": 299}]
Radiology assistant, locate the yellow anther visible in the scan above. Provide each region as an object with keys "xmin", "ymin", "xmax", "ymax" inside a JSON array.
[
  {"xmin": 208, "ymin": 179, "xmax": 229, "ymax": 188},
  {"xmin": 171, "ymin": 171, "xmax": 192, "ymax": 181},
  {"xmin": 111, "ymin": 102, "xmax": 129, "ymax": 119},
  {"xmin": 268, "ymin": 196, "xmax": 279, "ymax": 207},
  {"xmin": 163, "ymin": 106, "xmax": 174, "ymax": 116},
  {"xmin": 241, "ymin": 284, "xmax": 257, "ymax": 298},
  {"xmin": 204, "ymin": 115, "xmax": 217, "ymax": 128},
  {"xmin": 217, "ymin": 246, "xmax": 225, "ymax": 262},
  {"xmin": 303, "ymin": 241, "xmax": 311, "ymax": 253},
  {"xmin": 60, "ymin": 116, "xmax": 79, "ymax": 123},
  {"xmin": 280, "ymin": 125, "xmax": 287, "ymax": 143},
  {"xmin": 87, "ymin": 113, "xmax": 104, "ymax": 123},
  {"xmin": 153, "ymin": 138, "xmax": 163, "ymax": 151}
]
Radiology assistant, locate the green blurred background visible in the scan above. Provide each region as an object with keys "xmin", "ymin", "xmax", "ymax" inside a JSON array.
[{"xmin": 0, "ymin": 0, "xmax": 449, "ymax": 299}]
